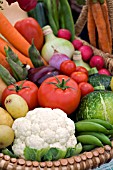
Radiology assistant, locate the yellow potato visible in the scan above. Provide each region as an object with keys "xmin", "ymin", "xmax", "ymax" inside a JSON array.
[
  {"xmin": 0, "ymin": 125, "xmax": 14, "ymax": 149},
  {"xmin": 0, "ymin": 107, "xmax": 13, "ymax": 127},
  {"xmin": 4, "ymin": 94, "xmax": 29, "ymax": 119}
]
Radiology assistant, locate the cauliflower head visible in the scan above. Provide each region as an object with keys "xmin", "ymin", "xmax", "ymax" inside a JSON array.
[{"xmin": 12, "ymin": 108, "xmax": 77, "ymax": 158}]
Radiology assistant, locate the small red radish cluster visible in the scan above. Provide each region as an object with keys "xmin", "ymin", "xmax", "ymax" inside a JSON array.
[{"xmin": 72, "ymin": 39, "xmax": 111, "ymax": 76}]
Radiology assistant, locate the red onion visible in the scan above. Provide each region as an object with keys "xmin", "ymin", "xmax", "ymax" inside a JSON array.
[{"xmin": 49, "ymin": 51, "xmax": 70, "ymax": 70}]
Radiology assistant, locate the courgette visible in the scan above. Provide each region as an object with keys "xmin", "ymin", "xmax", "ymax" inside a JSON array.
[
  {"xmin": 88, "ymin": 73, "xmax": 112, "ymax": 90},
  {"xmin": 27, "ymin": 2, "xmax": 48, "ymax": 28}
]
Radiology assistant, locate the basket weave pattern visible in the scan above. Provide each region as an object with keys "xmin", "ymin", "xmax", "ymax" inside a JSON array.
[{"xmin": 0, "ymin": 142, "xmax": 113, "ymax": 170}]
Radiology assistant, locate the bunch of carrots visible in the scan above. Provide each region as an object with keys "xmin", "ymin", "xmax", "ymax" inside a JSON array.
[
  {"xmin": 87, "ymin": 0, "xmax": 112, "ymax": 54},
  {"xmin": 0, "ymin": 12, "xmax": 35, "ymax": 72}
]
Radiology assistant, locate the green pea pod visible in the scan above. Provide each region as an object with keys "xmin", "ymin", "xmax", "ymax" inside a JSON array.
[
  {"xmin": 59, "ymin": 0, "xmax": 75, "ymax": 41},
  {"xmin": 0, "ymin": 64, "xmax": 16, "ymax": 86},
  {"xmin": 28, "ymin": 42, "xmax": 44, "ymax": 68},
  {"xmin": 4, "ymin": 46, "xmax": 23, "ymax": 67},
  {"xmin": 43, "ymin": 0, "xmax": 58, "ymax": 35},
  {"xmin": 52, "ymin": 0, "xmax": 59, "ymax": 30},
  {"xmin": 6, "ymin": 57, "xmax": 28, "ymax": 81}
]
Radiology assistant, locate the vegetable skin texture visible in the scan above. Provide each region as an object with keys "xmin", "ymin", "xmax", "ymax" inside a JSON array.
[
  {"xmin": 0, "ymin": 37, "xmax": 34, "ymax": 68},
  {"xmin": 1, "ymin": 80, "xmax": 39, "ymax": 110},
  {"xmin": 38, "ymin": 75, "xmax": 81, "ymax": 115},
  {"xmin": 14, "ymin": 17, "xmax": 44, "ymax": 51},
  {"xmin": 88, "ymin": 73, "xmax": 112, "ymax": 90},
  {"xmin": 87, "ymin": 0, "xmax": 96, "ymax": 47},
  {"xmin": 12, "ymin": 107, "xmax": 77, "ymax": 159},
  {"xmin": 91, "ymin": 1, "xmax": 111, "ymax": 53},
  {"xmin": 76, "ymin": 90, "xmax": 113, "ymax": 125},
  {"xmin": 0, "ymin": 12, "xmax": 30, "ymax": 57},
  {"xmin": 0, "ymin": 52, "xmax": 12, "ymax": 73},
  {"xmin": 101, "ymin": 0, "xmax": 112, "ymax": 52}
]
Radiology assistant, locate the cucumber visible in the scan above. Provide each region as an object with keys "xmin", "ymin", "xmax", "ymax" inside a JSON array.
[
  {"xmin": 88, "ymin": 73, "xmax": 112, "ymax": 90},
  {"xmin": 27, "ymin": 2, "xmax": 48, "ymax": 28}
]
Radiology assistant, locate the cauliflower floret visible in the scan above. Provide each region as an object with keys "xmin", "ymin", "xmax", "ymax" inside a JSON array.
[
  {"xmin": 12, "ymin": 117, "xmax": 31, "ymax": 141},
  {"xmin": 25, "ymin": 135, "xmax": 48, "ymax": 149},
  {"xmin": 12, "ymin": 138, "xmax": 26, "ymax": 158},
  {"xmin": 12, "ymin": 108, "xmax": 77, "ymax": 158}
]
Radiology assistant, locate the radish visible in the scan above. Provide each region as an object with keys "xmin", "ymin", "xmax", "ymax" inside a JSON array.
[
  {"xmin": 98, "ymin": 68, "xmax": 111, "ymax": 76},
  {"xmin": 79, "ymin": 45, "xmax": 93, "ymax": 62},
  {"xmin": 72, "ymin": 39, "xmax": 83, "ymax": 50},
  {"xmin": 89, "ymin": 55, "xmax": 105, "ymax": 70},
  {"xmin": 57, "ymin": 29, "xmax": 71, "ymax": 40}
]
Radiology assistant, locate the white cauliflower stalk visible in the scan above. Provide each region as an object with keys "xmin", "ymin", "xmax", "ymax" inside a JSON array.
[{"xmin": 12, "ymin": 108, "xmax": 77, "ymax": 158}]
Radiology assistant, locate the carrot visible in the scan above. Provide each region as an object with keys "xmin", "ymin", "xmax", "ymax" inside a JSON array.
[
  {"xmin": 0, "ymin": 37, "xmax": 34, "ymax": 68},
  {"xmin": 0, "ymin": 12, "xmax": 30, "ymax": 57},
  {"xmin": 87, "ymin": 0, "xmax": 97, "ymax": 47},
  {"xmin": 91, "ymin": 0, "xmax": 111, "ymax": 53},
  {"xmin": 100, "ymin": 0, "xmax": 112, "ymax": 53},
  {"xmin": 0, "ymin": 51, "xmax": 12, "ymax": 73}
]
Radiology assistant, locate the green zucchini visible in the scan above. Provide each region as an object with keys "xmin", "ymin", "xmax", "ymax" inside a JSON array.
[
  {"xmin": 88, "ymin": 73, "xmax": 112, "ymax": 90},
  {"xmin": 27, "ymin": 2, "xmax": 48, "ymax": 28}
]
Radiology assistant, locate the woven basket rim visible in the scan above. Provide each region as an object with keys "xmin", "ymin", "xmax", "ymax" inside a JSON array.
[{"xmin": 0, "ymin": 141, "xmax": 113, "ymax": 170}]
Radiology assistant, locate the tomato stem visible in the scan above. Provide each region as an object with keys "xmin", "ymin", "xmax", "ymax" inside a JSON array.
[
  {"xmin": 8, "ymin": 81, "xmax": 30, "ymax": 92},
  {"xmin": 47, "ymin": 77, "xmax": 75, "ymax": 90}
]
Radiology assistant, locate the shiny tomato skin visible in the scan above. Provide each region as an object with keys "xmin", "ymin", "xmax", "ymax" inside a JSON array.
[
  {"xmin": 70, "ymin": 71, "xmax": 88, "ymax": 84},
  {"xmin": 75, "ymin": 66, "xmax": 88, "ymax": 75},
  {"xmin": 1, "ymin": 80, "xmax": 39, "ymax": 110},
  {"xmin": 60, "ymin": 60, "xmax": 76, "ymax": 76},
  {"xmin": 79, "ymin": 82, "xmax": 94, "ymax": 97},
  {"xmin": 38, "ymin": 75, "xmax": 81, "ymax": 115}
]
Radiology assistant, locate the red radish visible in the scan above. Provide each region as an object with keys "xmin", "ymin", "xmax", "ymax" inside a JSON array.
[
  {"xmin": 72, "ymin": 39, "xmax": 83, "ymax": 50},
  {"xmin": 79, "ymin": 45, "xmax": 93, "ymax": 62},
  {"xmin": 89, "ymin": 55, "xmax": 104, "ymax": 70},
  {"xmin": 98, "ymin": 68, "xmax": 111, "ymax": 76},
  {"xmin": 57, "ymin": 29, "xmax": 71, "ymax": 40}
]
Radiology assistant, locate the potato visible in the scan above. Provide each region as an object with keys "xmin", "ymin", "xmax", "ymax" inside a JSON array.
[
  {"xmin": 4, "ymin": 94, "xmax": 29, "ymax": 119},
  {"xmin": 0, "ymin": 125, "xmax": 14, "ymax": 149},
  {"xmin": 0, "ymin": 78, "xmax": 7, "ymax": 104}
]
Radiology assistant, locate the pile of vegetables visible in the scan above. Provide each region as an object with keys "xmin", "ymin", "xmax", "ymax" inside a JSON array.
[{"xmin": 0, "ymin": 0, "xmax": 113, "ymax": 164}]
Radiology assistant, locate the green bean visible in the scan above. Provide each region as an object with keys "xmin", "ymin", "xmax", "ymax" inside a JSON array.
[
  {"xmin": 6, "ymin": 57, "xmax": 28, "ymax": 81},
  {"xmin": 59, "ymin": 0, "xmax": 75, "ymax": 41},
  {"xmin": 43, "ymin": 0, "xmax": 58, "ymax": 35},
  {"xmin": 0, "ymin": 64, "xmax": 16, "ymax": 85},
  {"xmin": 58, "ymin": 1, "xmax": 65, "ymax": 28},
  {"xmin": 52, "ymin": 0, "xmax": 59, "ymax": 30},
  {"xmin": 29, "ymin": 42, "xmax": 44, "ymax": 68},
  {"xmin": 4, "ymin": 46, "xmax": 23, "ymax": 67}
]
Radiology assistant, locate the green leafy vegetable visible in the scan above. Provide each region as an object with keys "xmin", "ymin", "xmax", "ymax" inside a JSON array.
[
  {"xmin": 2, "ymin": 148, "xmax": 18, "ymax": 158},
  {"xmin": 24, "ymin": 145, "xmax": 81, "ymax": 162},
  {"xmin": 65, "ymin": 143, "xmax": 82, "ymax": 158}
]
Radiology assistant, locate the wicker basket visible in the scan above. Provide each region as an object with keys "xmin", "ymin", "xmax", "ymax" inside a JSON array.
[
  {"xmin": 0, "ymin": 142, "xmax": 113, "ymax": 170},
  {"xmin": 1, "ymin": 1, "xmax": 113, "ymax": 169}
]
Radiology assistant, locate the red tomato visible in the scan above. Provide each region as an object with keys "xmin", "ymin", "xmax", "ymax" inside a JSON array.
[
  {"xmin": 38, "ymin": 75, "xmax": 81, "ymax": 115},
  {"xmin": 70, "ymin": 71, "xmax": 88, "ymax": 84},
  {"xmin": 75, "ymin": 66, "xmax": 88, "ymax": 75},
  {"xmin": 79, "ymin": 82, "xmax": 94, "ymax": 97},
  {"xmin": 60, "ymin": 60, "xmax": 76, "ymax": 76},
  {"xmin": 1, "ymin": 80, "xmax": 39, "ymax": 110}
]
